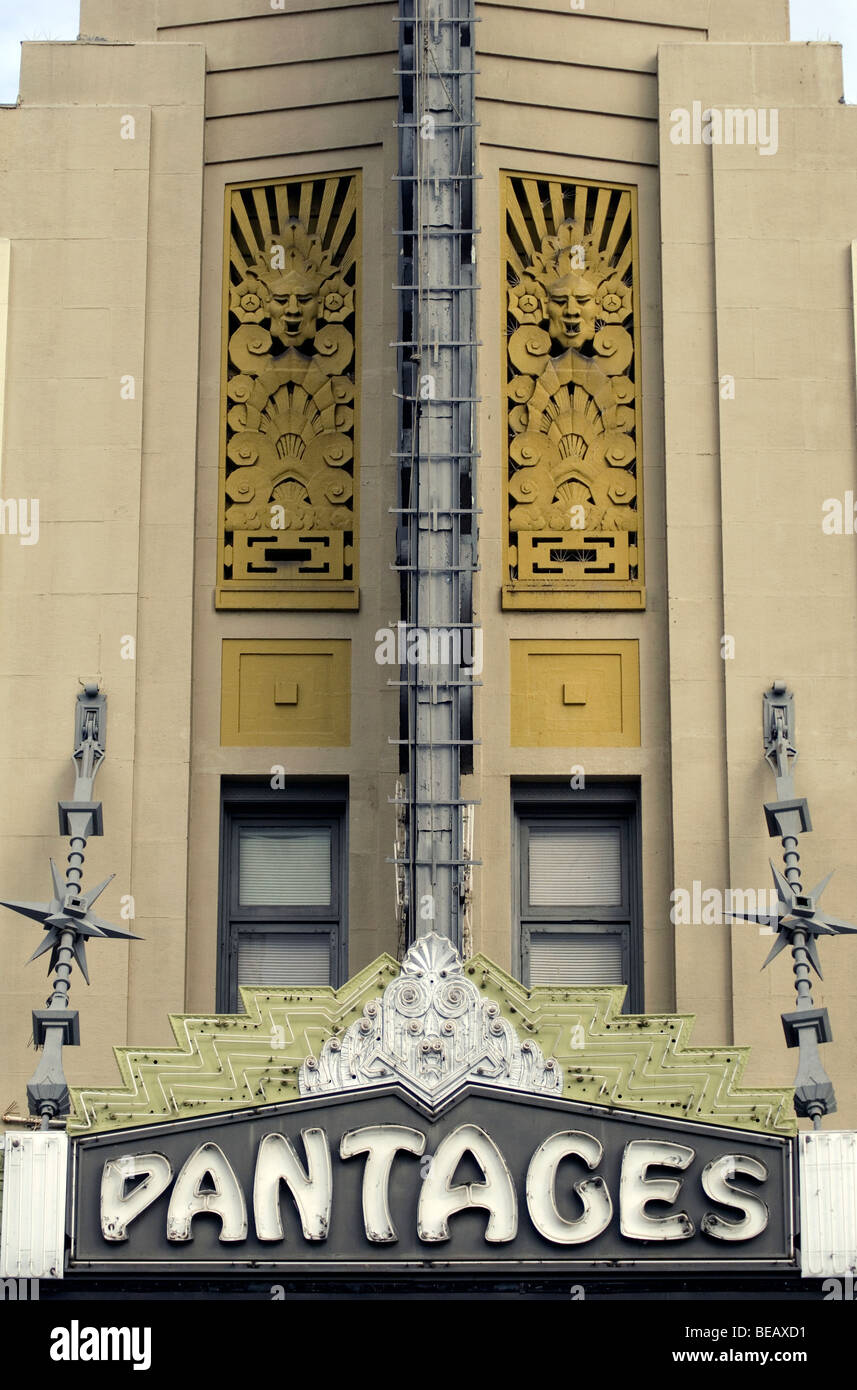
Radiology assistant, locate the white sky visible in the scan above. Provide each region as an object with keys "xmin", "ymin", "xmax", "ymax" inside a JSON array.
[{"xmin": 0, "ymin": 1, "xmax": 855, "ymax": 104}]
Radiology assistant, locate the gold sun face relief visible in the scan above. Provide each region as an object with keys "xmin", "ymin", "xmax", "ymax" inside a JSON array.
[
  {"xmin": 503, "ymin": 174, "xmax": 643, "ymax": 609},
  {"xmin": 217, "ymin": 173, "xmax": 360, "ymax": 609}
]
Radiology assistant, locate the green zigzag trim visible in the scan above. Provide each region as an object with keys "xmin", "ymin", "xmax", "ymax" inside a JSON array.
[{"xmin": 67, "ymin": 952, "xmax": 795, "ymax": 1136}]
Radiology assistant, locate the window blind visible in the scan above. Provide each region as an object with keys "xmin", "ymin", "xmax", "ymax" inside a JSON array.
[
  {"xmin": 238, "ymin": 826, "xmax": 331, "ymax": 906},
  {"xmin": 528, "ymin": 824, "xmax": 622, "ymax": 906},
  {"xmin": 236, "ymin": 932, "xmax": 331, "ymax": 991},
  {"xmin": 528, "ymin": 931, "xmax": 624, "ymax": 986}
]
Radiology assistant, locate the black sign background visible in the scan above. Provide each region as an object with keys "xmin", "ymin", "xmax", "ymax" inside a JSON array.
[{"xmin": 71, "ymin": 1084, "xmax": 794, "ymax": 1271}]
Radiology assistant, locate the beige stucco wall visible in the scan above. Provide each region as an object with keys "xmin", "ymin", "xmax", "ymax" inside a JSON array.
[
  {"xmin": 174, "ymin": 0, "xmax": 685, "ymax": 1002},
  {"xmin": 0, "ymin": 38, "xmax": 205, "ymax": 1109},
  {"xmin": 659, "ymin": 38, "xmax": 857, "ymax": 1118},
  {"xmin": 1, "ymin": 0, "xmax": 856, "ymax": 1131},
  {"xmin": 182, "ymin": 1, "xmax": 401, "ymax": 1004},
  {"xmin": 473, "ymin": 2, "xmax": 679, "ymax": 999}
]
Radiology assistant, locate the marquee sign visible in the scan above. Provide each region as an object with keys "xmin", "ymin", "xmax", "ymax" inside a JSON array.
[
  {"xmin": 70, "ymin": 1085, "xmax": 793, "ymax": 1271},
  {"xmin": 67, "ymin": 933, "xmax": 793, "ymax": 1273}
]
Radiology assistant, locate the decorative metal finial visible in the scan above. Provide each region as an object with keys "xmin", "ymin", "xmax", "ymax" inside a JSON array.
[
  {"xmin": 1, "ymin": 684, "xmax": 140, "ymax": 1127},
  {"xmin": 733, "ymin": 683, "xmax": 857, "ymax": 1128}
]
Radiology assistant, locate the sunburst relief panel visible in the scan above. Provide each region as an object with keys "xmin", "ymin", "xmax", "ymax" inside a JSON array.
[
  {"xmin": 217, "ymin": 172, "xmax": 360, "ymax": 609},
  {"xmin": 503, "ymin": 173, "xmax": 643, "ymax": 609}
]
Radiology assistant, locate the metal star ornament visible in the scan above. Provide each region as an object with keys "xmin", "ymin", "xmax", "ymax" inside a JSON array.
[
  {"xmin": 731, "ymin": 860, "xmax": 857, "ymax": 978},
  {"xmin": 1, "ymin": 859, "xmax": 140, "ymax": 985}
]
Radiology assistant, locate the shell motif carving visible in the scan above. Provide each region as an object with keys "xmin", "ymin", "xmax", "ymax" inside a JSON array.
[
  {"xmin": 220, "ymin": 174, "xmax": 358, "ymax": 598},
  {"xmin": 300, "ymin": 933, "xmax": 562, "ymax": 1105},
  {"xmin": 504, "ymin": 176, "xmax": 641, "ymax": 597}
]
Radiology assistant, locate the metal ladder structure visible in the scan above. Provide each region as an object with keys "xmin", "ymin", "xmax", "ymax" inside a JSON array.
[{"xmin": 393, "ymin": 0, "xmax": 480, "ymax": 948}]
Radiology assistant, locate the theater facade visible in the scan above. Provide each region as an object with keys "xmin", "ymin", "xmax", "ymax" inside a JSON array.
[{"xmin": 1, "ymin": 0, "xmax": 856, "ymax": 1298}]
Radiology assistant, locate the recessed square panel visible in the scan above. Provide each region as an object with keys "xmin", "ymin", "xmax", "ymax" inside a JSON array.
[
  {"xmin": 221, "ymin": 639, "xmax": 350, "ymax": 746},
  {"xmin": 510, "ymin": 639, "xmax": 639, "ymax": 746}
]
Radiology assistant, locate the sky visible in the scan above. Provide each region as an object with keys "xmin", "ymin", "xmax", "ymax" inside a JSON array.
[{"xmin": 0, "ymin": 0, "xmax": 855, "ymax": 103}]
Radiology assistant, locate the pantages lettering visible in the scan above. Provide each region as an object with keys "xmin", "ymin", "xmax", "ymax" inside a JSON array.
[
  {"xmin": 75, "ymin": 939, "xmax": 791, "ymax": 1268},
  {"xmin": 100, "ymin": 1121, "xmax": 769, "ymax": 1249}
]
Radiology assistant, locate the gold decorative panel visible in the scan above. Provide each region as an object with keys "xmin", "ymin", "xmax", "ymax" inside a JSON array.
[
  {"xmin": 502, "ymin": 174, "xmax": 643, "ymax": 609},
  {"xmin": 510, "ymin": 640, "xmax": 640, "ymax": 747},
  {"xmin": 221, "ymin": 639, "xmax": 350, "ymax": 746},
  {"xmin": 217, "ymin": 173, "xmax": 360, "ymax": 610}
]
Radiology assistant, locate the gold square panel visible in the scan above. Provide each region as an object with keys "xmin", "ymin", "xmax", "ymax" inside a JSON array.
[
  {"xmin": 510, "ymin": 639, "xmax": 640, "ymax": 746},
  {"xmin": 221, "ymin": 639, "xmax": 350, "ymax": 746}
]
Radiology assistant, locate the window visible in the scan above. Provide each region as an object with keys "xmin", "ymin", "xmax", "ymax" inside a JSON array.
[
  {"xmin": 218, "ymin": 781, "xmax": 347, "ymax": 1010},
  {"xmin": 513, "ymin": 783, "xmax": 641, "ymax": 1011}
]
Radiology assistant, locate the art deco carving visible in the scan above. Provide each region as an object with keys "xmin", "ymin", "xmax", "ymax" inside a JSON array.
[
  {"xmin": 300, "ymin": 933, "xmax": 562, "ymax": 1105},
  {"xmin": 217, "ymin": 174, "xmax": 359, "ymax": 609},
  {"xmin": 503, "ymin": 175, "xmax": 643, "ymax": 609},
  {"xmin": 67, "ymin": 948, "xmax": 795, "ymax": 1136}
]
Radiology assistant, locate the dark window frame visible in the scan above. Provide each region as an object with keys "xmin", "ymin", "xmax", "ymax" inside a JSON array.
[
  {"xmin": 512, "ymin": 781, "xmax": 643, "ymax": 1011},
  {"xmin": 217, "ymin": 779, "xmax": 348, "ymax": 1010}
]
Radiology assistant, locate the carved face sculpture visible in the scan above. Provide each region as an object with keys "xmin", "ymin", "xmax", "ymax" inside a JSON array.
[
  {"xmin": 546, "ymin": 269, "xmax": 602, "ymax": 349},
  {"xmin": 265, "ymin": 269, "xmax": 321, "ymax": 346}
]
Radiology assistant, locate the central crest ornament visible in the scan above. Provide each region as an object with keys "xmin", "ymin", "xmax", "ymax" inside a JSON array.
[{"xmin": 300, "ymin": 933, "xmax": 562, "ymax": 1104}]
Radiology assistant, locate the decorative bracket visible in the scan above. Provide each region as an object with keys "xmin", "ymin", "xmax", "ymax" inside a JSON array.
[
  {"xmin": 69, "ymin": 682, "xmax": 106, "ymax": 805},
  {"xmin": 763, "ymin": 680, "xmax": 797, "ymax": 796},
  {"xmin": 733, "ymin": 684, "xmax": 857, "ymax": 1127}
]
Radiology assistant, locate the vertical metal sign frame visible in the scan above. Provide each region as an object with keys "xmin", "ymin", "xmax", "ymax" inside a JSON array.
[{"xmin": 393, "ymin": 0, "xmax": 480, "ymax": 948}]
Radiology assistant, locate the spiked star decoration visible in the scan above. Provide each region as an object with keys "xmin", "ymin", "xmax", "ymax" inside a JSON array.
[
  {"xmin": 732, "ymin": 860, "xmax": 857, "ymax": 979},
  {"xmin": 3, "ymin": 683, "xmax": 142, "ymax": 1125},
  {"xmin": 1, "ymin": 858, "xmax": 139, "ymax": 984}
]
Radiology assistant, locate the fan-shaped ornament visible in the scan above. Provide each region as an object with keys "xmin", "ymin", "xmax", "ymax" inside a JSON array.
[
  {"xmin": 503, "ymin": 175, "xmax": 642, "ymax": 605},
  {"xmin": 300, "ymin": 933, "xmax": 562, "ymax": 1105},
  {"xmin": 218, "ymin": 173, "xmax": 360, "ymax": 607}
]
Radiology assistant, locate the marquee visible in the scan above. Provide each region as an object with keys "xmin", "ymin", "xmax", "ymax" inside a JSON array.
[{"xmin": 67, "ymin": 934, "xmax": 795, "ymax": 1273}]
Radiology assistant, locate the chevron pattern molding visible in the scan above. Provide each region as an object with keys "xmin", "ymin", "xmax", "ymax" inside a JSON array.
[{"xmin": 68, "ymin": 952, "xmax": 794, "ymax": 1136}]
